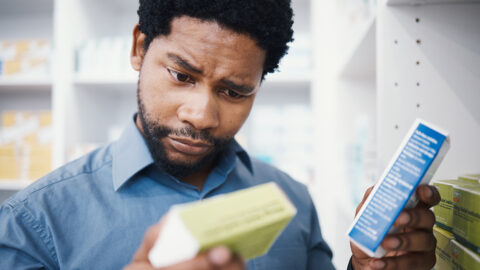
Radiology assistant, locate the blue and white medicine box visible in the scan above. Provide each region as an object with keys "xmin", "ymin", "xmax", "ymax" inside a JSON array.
[{"xmin": 348, "ymin": 119, "xmax": 450, "ymax": 258}]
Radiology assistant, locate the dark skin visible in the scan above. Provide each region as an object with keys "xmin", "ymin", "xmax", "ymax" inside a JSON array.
[
  {"xmin": 131, "ymin": 17, "xmax": 264, "ymax": 190},
  {"xmin": 351, "ymin": 185, "xmax": 440, "ymax": 270},
  {"xmin": 125, "ymin": 16, "xmax": 441, "ymax": 270}
]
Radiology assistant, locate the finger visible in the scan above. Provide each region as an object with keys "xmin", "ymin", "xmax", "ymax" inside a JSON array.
[
  {"xmin": 381, "ymin": 230, "xmax": 436, "ymax": 252},
  {"xmin": 219, "ymin": 253, "xmax": 245, "ymax": 270},
  {"xmin": 356, "ymin": 186, "xmax": 375, "ymax": 216},
  {"xmin": 165, "ymin": 247, "xmax": 240, "ymax": 270},
  {"xmin": 164, "ymin": 252, "xmax": 212, "ymax": 270},
  {"xmin": 132, "ymin": 216, "xmax": 168, "ymax": 262},
  {"xmin": 415, "ymin": 185, "xmax": 440, "ymax": 208},
  {"xmin": 369, "ymin": 250, "xmax": 436, "ymax": 270},
  {"xmin": 393, "ymin": 208, "xmax": 435, "ymax": 230},
  {"xmin": 207, "ymin": 246, "xmax": 233, "ymax": 266}
]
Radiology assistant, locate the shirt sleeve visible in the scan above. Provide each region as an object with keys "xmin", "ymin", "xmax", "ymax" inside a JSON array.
[
  {"xmin": 307, "ymin": 196, "xmax": 336, "ymax": 270},
  {"xmin": 0, "ymin": 202, "xmax": 57, "ymax": 269}
]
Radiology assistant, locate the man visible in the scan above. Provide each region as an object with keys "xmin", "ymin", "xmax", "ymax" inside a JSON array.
[{"xmin": 0, "ymin": 1, "xmax": 439, "ymax": 269}]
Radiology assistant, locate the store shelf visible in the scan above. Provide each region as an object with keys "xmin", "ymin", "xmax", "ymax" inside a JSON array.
[
  {"xmin": 387, "ymin": 0, "xmax": 480, "ymax": 5},
  {"xmin": 74, "ymin": 75, "xmax": 137, "ymax": 87},
  {"xmin": 0, "ymin": 78, "xmax": 52, "ymax": 92},
  {"xmin": 0, "ymin": 180, "xmax": 32, "ymax": 190},
  {"xmin": 337, "ymin": 16, "xmax": 376, "ymax": 80}
]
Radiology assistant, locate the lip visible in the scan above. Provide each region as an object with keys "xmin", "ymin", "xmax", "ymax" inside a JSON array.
[{"xmin": 167, "ymin": 136, "xmax": 213, "ymax": 156}]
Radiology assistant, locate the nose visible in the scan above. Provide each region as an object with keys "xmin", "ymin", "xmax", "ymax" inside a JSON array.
[{"xmin": 177, "ymin": 87, "xmax": 220, "ymax": 131}]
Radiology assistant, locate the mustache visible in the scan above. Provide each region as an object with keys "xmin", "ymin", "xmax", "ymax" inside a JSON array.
[{"xmin": 150, "ymin": 125, "xmax": 219, "ymax": 145}]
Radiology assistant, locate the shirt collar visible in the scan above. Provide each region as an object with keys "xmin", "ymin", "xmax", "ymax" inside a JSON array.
[
  {"xmin": 112, "ymin": 115, "xmax": 154, "ymax": 191},
  {"xmin": 112, "ymin": 114, "xmax": 253, "ymax": 191}
]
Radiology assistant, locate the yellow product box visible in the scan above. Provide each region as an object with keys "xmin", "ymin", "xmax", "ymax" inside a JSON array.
[
  {"xmin": 433, "ymin": 225, "xmax": 453, "ymax": 270},
  {"xmin": 458, "ymin": 174, "xmax": 480, "ymax": 184},
  {"xmin": 27, "ymin": 145, "xmax": 52, "ymax": 180},
  {"xmin": 0, "ymin": 144, "xmax": 21, "ymax": 179},
  {"xmin": 433, "ymin": 178, "xmax": 479, "ymax": 232},
  {"xmin": 452, "ymin": 183, "xmax": 480, "ymax": 254},
  {"xmin": 451, "ymin": 239, "xmax": 480, "ymax": 270},
  {"xmin": 148, "ymin": 182, "xmax": 296, "ymax": 268}
]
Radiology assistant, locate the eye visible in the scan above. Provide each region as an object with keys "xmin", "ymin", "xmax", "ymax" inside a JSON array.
[
  {"xmin": 167, "ymin": 68, "xmax": 193, "ymax": 83},
  {"xmin": 222, "ymin": 89, "xmax": 247, "ymax": 100}
]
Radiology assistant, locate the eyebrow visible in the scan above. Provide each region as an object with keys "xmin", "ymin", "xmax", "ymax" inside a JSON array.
[
  {"xmin": 221, "ymin": 79, "xmax": 255, "ymax": 95},
  {"xmin": 167, "ymin": 53, "xmax": 256, "ymax": 95},
  {"xmin": 167, "ymin": 53, "xmax": 203, "ymax": 74}
]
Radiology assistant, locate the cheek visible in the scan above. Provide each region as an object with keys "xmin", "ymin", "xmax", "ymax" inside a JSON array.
[
  {"xmin": 219, "ymin": 101, "xmax": 254, "ymax": 135},
  {"xmin": 138, "ymin": 73, "xmax": 180, "ymax": 123}
]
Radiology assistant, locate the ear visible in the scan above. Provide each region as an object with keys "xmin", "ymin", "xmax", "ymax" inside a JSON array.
[{"xmin": 131, "ymin": 24, "xmax": 147, "ymax": 71}]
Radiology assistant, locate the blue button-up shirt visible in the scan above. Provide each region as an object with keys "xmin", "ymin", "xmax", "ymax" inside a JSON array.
[{"xmin": 0, "ymin": 115, "xmax": 335, "ymax": 270}]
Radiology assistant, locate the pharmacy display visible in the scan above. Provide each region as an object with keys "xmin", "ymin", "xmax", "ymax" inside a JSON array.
[
  {"xmin": 433, "ymin": 174, "xmax": 480, "ymax": 270},
  {"xmin": 348, "ymin": 119, "xmax": 450, "ymax": 257}
]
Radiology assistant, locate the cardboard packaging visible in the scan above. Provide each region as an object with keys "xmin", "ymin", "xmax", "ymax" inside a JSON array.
[
  {"xmin": 148, "ymin": 182, "xmax": 296, "ymax": 268},
  {"xmin": 348, "ymin": 119, "xmax": 450, "ymax": 257},
  {"xmin": 451, "ymin": 239, "xmax": 480, "ymax": 270},
  {"xmin": 452, "ymin": 183, "xmax": 480, "ymax": 254},
  {"xmin": 433, "ymin": 225, "xmax": 454, "ymax": 270}
]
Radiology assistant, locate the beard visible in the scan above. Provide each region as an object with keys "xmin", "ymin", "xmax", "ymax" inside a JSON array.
[{"xmin": 136, "ymin": 86, "xmax": 232, "ymax": 179}]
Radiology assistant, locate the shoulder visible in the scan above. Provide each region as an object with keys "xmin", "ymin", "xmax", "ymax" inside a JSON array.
[{"xmin": 2, "ymin": 143, "xmax": 113, "ymax": 209}]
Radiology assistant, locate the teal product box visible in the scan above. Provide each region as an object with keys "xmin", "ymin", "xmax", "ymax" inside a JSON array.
[{"xmin": 348, "ymin": 119, "xmax": 450, "ymax": 258}]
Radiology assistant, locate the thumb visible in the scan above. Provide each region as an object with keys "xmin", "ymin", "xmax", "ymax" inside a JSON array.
[
  {"xmin": 164, "ymin": 246, "xmax": 234, "ymax": 270},
  {"xmin": 355, "ymin": 186, "xmax": 374, "ymax": 217}
]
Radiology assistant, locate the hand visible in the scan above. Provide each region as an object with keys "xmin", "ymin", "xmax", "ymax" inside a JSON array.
[
  {"xmin": 124, "ymin": 217, "xmax": 245, "ymax": 270},
  {"xmin": 351, "ymin": 185, "xmax": 440, "ymax": 270}
]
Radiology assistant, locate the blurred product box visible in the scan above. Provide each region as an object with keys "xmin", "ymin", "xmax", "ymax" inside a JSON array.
[
  {"xmin": 433, "ymin": 225, "xmax": 453, "ymax": 270},
  {"xmin": 76, "ymin": 36, "xmax": 135, "ymax": 78},
  {"xmin": 433, "ymin": 177, "xmax": 479, "ymax": 231},
  {"xmin": 452, "ymin": 183, "xmax": 480, "ymax": 254},
  {"xmin": 458, "ymin": 174, "xmax": 480, "ymax": 183},
  {"xmin": 451, "ymin": 239, "xmax": 480, "ymax": 270},
  {"xmin": 0, "ymin": 39, "xmax": 51, "ymax": 78},
  {"xmin": 0, "ymin": 111, "xmax": 52, "ymax": 181}
]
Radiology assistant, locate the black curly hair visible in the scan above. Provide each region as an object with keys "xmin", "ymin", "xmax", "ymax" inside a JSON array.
[{"xmin": 137, "ymin": 0, "xmax": 294, "ymax": 79}]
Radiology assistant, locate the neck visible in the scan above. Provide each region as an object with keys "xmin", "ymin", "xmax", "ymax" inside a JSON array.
[{"xmin": 179, "ymin": 162, "xmax": 215, "ymax": 191}]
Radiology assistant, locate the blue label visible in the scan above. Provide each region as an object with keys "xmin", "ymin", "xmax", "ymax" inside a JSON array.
[{"xmin": 349, "ymin": 123, "xmax": 446, "ymax": 252}]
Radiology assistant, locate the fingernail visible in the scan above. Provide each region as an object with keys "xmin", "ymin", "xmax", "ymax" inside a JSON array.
[
  {"xmin": 424, "ymin": 186, "xmax": 433, "ymax": 198},
  {"xmin": 371, "ymin": 260, "xmax": 385, "ymax": 269},
  {"xmin": 208, "ymin": 246, "xmax": 231, "ymax": 265},
  {"xmin": 397, "ymin": 212, "xmax": 410, "ymax": 225},
  {"xmin": 385, "ymin": 237, "xmax": 400, "ymax": 249}
]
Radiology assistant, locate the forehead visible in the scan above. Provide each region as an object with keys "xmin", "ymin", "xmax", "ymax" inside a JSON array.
[{"xmin": 149, "ymin": 16, "xmax": 266, "ymax": 79}]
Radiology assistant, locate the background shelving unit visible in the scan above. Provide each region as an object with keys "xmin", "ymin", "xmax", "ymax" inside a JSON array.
[
  {"xmin": 0, "ymin": 0, "xmax": 54, "ymax": 199},
  {"xmin": 312, "ymin": 0, "xmax": 480, "ymax": 268}
]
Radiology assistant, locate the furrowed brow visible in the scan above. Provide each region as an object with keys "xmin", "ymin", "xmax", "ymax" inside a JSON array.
[
  {"xmin": 221, "ymin": 79, "xmax": 255, "ymax": 95},
  {"xmin": 167, "ymin": 53, "xmax": 203, "ymax": 74}
]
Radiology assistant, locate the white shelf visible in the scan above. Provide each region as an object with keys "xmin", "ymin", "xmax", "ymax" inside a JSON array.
[
  {"xmin": 0, "ymin": 180, "xmax": 32, "ymax": 190},
  {"xmin": 387, "ymin": 0, "xmax": 480, "ymax": 5},
  {"xmin": 74, "ymin": 75, "xmax": 137, "ymax": 87},
  {"xmin": 0, "ymin": 78, "xmax": 52, "ymax": 92},
  {"xmin": 337, "ymin": 16, "xmax": 376, "ymax": 80}
]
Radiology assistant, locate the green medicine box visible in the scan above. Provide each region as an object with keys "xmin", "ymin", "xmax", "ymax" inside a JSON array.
[
  {"xmin": 433, "ymin": 178, "xmax": 478, "ymax": 232},
  {"xmin": 451, "ymin": 239, "xmax": 480, "ymax": 270},
  {"xmin": 433, "ymin": 225, "xmax": 454, "ymax": 270},
  {"xmin": 452, "ymin": 183, "xmax": 480, "ymax": 255}
]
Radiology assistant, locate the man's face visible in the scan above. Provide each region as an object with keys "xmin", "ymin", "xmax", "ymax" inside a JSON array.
[{"xmin": 131, "ymin": 16, "xmax": 266, "ymax": 178}]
